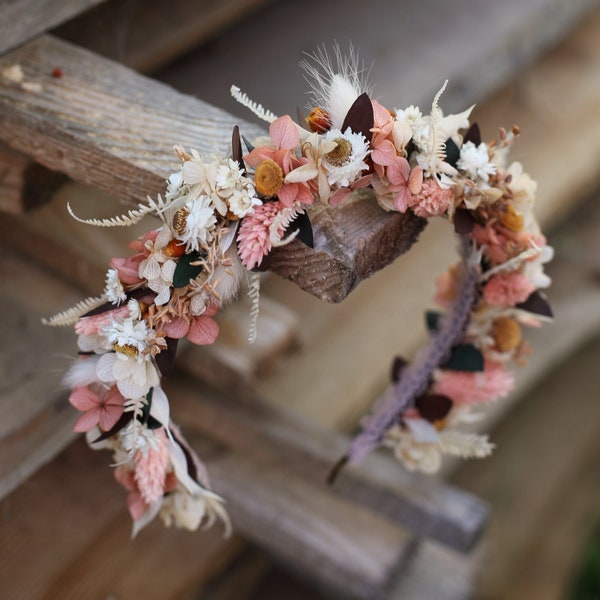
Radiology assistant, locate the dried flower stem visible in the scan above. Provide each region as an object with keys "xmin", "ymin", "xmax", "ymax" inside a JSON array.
[{"xmin": 345, "ymin": 236, "xmax": 480, "ymax": 464}]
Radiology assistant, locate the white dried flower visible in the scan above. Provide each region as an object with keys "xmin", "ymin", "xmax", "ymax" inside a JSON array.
[
  {"xmin": 322, "ymin": 127, "xmax": 370, "ymax": 187},
  {"xmin": 458, "ymin": 141, "xmax": 496, "ymax": 182},
  {"xmin": 104, "ymin": 268, "xmax": 126, "ymax": 305}
]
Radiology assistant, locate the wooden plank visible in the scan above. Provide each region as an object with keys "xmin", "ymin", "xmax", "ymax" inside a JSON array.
[
  {"xmin": 0, "ymin": 438, "xmax": 243, "ymax": 600},
  {"xmin": 0, "ymin": 249, "xmax": 84, "ymax": 500},
  {"xmin": 204, "ymin": 452, "xmax": 415, "ymax": 599},
  {"xmin": 389, "ymin": 540, "xmax": 480, "ymax": 600},
  {"xmin": 168, "ymin": 378, "xmax": 488, "ymax": 553},
  {"xmin": 0, "ymin": 34, "xmax": 425, "ymax": 302},
  {"xmin": 0, "ymin": 0, "xmax": 108, "ymax": 56},
  {"xmin": 0, "ymin": 143, "xmax": 67, "ymax": 213},
  {"xmin": 54, "ymin": 0, "xmax": 277, "ymax": 74},
  {"xmin": 157, "ymin": 0, "xmax": 599, "ymax": 122},
  {"xmin": 452, "ymin": 334, "xmax": 600, "ymax": 600}
]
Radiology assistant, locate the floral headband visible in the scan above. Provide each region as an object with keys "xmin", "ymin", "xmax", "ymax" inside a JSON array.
[{"xmin": 45, "ymin": 50, "xmax": 553, "ymax": 536}]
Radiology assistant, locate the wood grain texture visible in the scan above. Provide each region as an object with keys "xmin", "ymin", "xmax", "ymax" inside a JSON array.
[
  {"xmin": 0, "ymin": 35, "xmax": 263, "ymax": 205},
  {"xmin": 271, "ymin": 193, "xmax": 426, "ymax": 302},
  {"xmin": 169, "ymin": 377, "xmax": 488, "ymax": 553},
  {"xmin": 0, "ymin": 0, "xmax": 107, "ymax": 56}
]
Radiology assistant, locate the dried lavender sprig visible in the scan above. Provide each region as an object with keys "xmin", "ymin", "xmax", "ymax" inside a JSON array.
[{"xmin": 345, "ymin": 236, "xmax": 480, "ymax": 464}]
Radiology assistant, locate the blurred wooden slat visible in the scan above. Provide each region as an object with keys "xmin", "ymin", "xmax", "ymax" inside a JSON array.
[
  {"xmin": 54, "ymin": 0, "xmax": 277, "ymax": 73},
  {"xmin": 0, "ymin": 438, "xmax": 243, "ymax": 600},
  {"xmin": 169, "ymin": 378, "xmax": 488, "ymax": 553},
  {"xmin": 0, "ymin": 143, "xmax": 67, "ymax": 213},
  {"xmin": 0, "ymin": 0, "xmax": 107, "ymax": 56},
  {"xmin": 452, "ymin": 335, "xmax": 600, "ymax": 600},
  {"xmin": 0, "ymin": 250, "xmax": 83, "ymax": 500}
]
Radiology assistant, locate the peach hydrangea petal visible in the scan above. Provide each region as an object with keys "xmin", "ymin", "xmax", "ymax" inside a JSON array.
[
  {"xmin": 162, "ymin": 317, "xmax": 190, "ymax": 339},
  {"xmin": 188, "ymin": 316, "xmax": 220, "ymax": 345},
  {"xmin": 73, "ymin": 410, "xmax": 101, "ymax": 433},
  {"xmin": 69, "ymin": 386, "xmax": 99, "ymax": 411}
]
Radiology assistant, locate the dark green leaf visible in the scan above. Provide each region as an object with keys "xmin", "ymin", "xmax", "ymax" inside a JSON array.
[
  {"xmin": 232, "ymin": 125, "xmax": 244, "ymax": 171},
  {"xmin": 242, "ymin": 135, "xmax": 255, "ymax": 153},
  {"xmin": 443, "ymin": 343, "xmax": 484, "ymax": 372},
  {"xmin": 426, "ymin": 311, "xmax": 442, "ymax": 333},
  {"xmin": 92, "ymin": 411, "xmax": 133, "ymax": 442},
  {"xmin": 173, "ymin": 251, "xmax": 204, "ymax": 288}
]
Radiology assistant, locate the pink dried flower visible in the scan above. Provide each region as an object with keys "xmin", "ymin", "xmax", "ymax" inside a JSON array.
[
  {"xmin": 134, "ymin": 428, "xmax": 171, "ymax": 505},
  {"xmin": 244, "ymin": 116, "xmax": 312, "ymax": 207},
  {"xmin": 237, "ymin": 201, "xmax": 288, "ymax": 269},
  {"xmin": 433, "ymin": 361, "xmax": 514, "ymax": 405},
  {"xmin": 75, "ymin": 305, "xmax": 130, "ymax": 336},
  {"xmin": 484, "ymin": 272, "xmax": 536, "ymax": 306},
  {"xmin": 408, "ymin": 178, "xmax": 453, "ymax": 217},
  {"xmin": 69, "ymin": 385, "xmax": 125, "ymax": 432},
  {"xmin": 110, "ymin": 230, "xmax": 160, "ymax": 285}
]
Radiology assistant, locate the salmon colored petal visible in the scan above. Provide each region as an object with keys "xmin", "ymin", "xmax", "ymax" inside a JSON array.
[
  {"xmin": 187, "ymin": 316, "xmax": 220, "ymax": 345},
  {"xmin": 277, "ymin": 183, "xmax": 297, "ymax": 207},
  {"xmin": 386, "ymin": 156, "xmax": 410, "ymax": 184},
  {"xmin": 244, "ymin": 147, "xmax": 276, "ymax": 168},
  {"xmin": 115, "ymin": 466, "xmax": 137, "ymax": 491},
  {"xmin": 127, "ymin": 491, "xmax": 150, "ymax": 521},
  {"xmin": 330, "ymin": 187, "xmax": 352, "ymax": 207},
  {"xmin": 162, "ymin": 317, "xmax": 190, "ymax": 339},
  {"xmin": 98, "ymin": 404, "xmax": 124, "ymax": 431},
  {"xmin": 408, "ymin": 166, "xmax": 424, "ymax": 194},
  {"xmin": 371, "ymin": 139, "xmax": 397, "ymax": 167},
  {"xmin": 69, "ymin": 386, "xmax": 100, "ymax": 411},
  {"xmin": 204, "ymin": 304, "xmax": 220, "ymax": 318},
  {"xmin": 371, "ymin": 99, "xmax": 393, "ymax": 128},
  {"xmin": 270, "ymin": 115, "xmax": 299, "ymax": 150},
  {"xmin": 73, "ymin": 409, "xmax": 100, "ymax": 432}
]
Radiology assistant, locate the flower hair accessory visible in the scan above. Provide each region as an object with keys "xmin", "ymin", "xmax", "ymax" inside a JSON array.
[{"xmin": 45, "ymin": 49, "xmax": 553, "ymax": 535}]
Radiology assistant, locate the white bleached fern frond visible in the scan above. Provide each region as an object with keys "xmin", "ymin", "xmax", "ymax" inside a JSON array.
[
  {"xmin": 269, "ymin": 205, "xmax": 303, "ymax": 247},
  {"xmin": 67, "ymin": 194, "xmax": 168, "ymax": 228},
  {"xmin": 230, "ymin": 85, "xmax": 277, "ymax": 124},
  {"xmin": 438, "ymin": 430, "xmax": 495, "ymax": 459},
  {"xmin": 247, "ymin": 272, "xmax": 261, "ymax": 344},
  {"xmin": 42, "ymin": 295, "xmax": 107, "ymax": 327}
]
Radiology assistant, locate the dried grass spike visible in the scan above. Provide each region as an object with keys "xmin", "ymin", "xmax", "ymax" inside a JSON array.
[
  {"xmin": 42, "ymin": 295, "xmax": 107, "ymax": 326},
  {"xmin": 230, "ymin": 85, "xmax": 277, "ymax": 124},
  {"xmin": 67, "ymin": 199, "xmax": 157, "ymax": 228},
  {"xmin": 247, "ymin": 272, "xmax": 261, "ymax": 344}
]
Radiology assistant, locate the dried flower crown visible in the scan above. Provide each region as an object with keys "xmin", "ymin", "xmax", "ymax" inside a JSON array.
[{"xmin": 45, "ymin": 50, "xmax": 553, "ymax": 536}]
